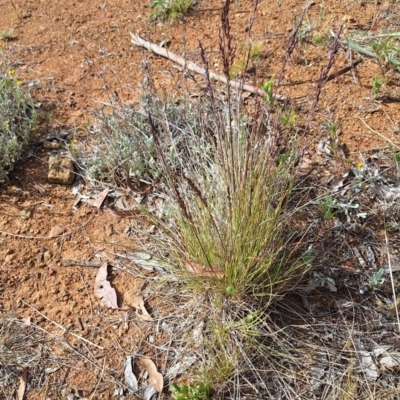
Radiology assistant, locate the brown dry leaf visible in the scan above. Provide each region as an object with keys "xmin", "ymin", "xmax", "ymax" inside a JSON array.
[
  {"xmin": 184, "ymin": 260, "xmax": 224, "ymax": 279},
  {"xmin": 17, "ymin": 368, "xmax": 27, "ymax": 400},
  {"xmin": 87, "ymin": 187, "xmax": 109, "ymax": 209},
  {"xmin": 94, "ymin": 263, "xmax": 119, "ymax": 309},
  {"xmin": 139, "ymin": 357, "xmax": 164, "ymax": 393},
  {"xmin": 48, "ymin": 225, "xmax": 65, "ymax": 238},
  {"xmin": 132, "ymin": 295, "xmax": 152, "ymax": 321}
]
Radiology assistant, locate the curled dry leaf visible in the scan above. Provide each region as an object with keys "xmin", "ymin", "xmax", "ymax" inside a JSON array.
[
  {"xmin": 87, "ymin": 187, "xmax": 109, "ymax": 209},
  {"xmin": 184, "ymin": 260, "xmax": 224, "ymax": 279},
  {"xmin": 94, "ymin": 263, "xmax": 119, "ymax": 309},
  {"xmin": 132, "ymin": 295, "xmax": 152, "ymax": 321},
  {"xmin": 139, "ymin": 357, "xmax": 164, "ymax": 393}
]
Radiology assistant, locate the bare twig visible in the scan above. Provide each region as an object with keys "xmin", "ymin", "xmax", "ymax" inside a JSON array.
[{"xmin": 130, "ymin": 33, "xmax": 286, "ymax": 101}]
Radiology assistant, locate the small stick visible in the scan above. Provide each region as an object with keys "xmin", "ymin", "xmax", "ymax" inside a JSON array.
[
  {"xmin": 76, "ymin": 317, "xmax": 84, "ymax": 331},
  {"xmin": 130, "ymin": 33, "xmax": 286, "ymax": 102},
  {"xmin": 62, "ymin": 260, "xmax": 102, "ymax": 268}
]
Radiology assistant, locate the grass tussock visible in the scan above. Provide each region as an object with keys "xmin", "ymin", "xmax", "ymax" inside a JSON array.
[{"xmin": 144, "ymin": 93, "xmax": 306, "ymax": 302}]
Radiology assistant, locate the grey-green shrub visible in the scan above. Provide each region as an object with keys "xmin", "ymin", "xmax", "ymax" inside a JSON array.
[
  {"xmin": 73, "ymin": 98, "xmax": 212, "ymax": 184},
  {"xmin": 0, "ymin": 58, "xmax": 36, "ymax": 182}
]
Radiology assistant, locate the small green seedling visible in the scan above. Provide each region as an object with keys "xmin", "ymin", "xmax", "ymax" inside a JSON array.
[
  {"xmin": 368, "ymin": 268, "xmax": 385, "ymax": 290},
  {"xmin": 371, "ymin": 76, "xmax": 384, "ymax": 96},
  {"xmin": 170, "ymin": 382, "xmax": 212, "ymax": 400},
  {"xmin": 260, "ymin": 78, "xmax": 274, "ymax": 104}
]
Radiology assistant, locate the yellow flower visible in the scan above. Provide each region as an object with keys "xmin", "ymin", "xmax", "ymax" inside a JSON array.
[
  {"xmin": 17, "ymin": 80, "xmax": 22, "ymax": 86},
  {"xmin": 0, "ymin": 42, "xmax": 3, "ymax": 48},
  {"xmin": 5, "ymin": 123, "xmax": 9, "ymax": 129},
  {"xmin": 356, "ymin": 161, "xmax": 364, "ymax": 169},
  {"xmin": 71, "ymin": 138, "xmax": 78, "ymax": 144},
  {"xmin": 8, "ymin": 69, "xmax": 15, "ymax": 76}
]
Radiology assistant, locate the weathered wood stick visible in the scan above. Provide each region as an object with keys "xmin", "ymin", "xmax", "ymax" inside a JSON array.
[
  {"xmin": 62, "ymin": 259, "xmax": 102, "ymax": 268},
  {"xmin": 130, "ymin": 32, "xmax": 286, "ymax": 102}
]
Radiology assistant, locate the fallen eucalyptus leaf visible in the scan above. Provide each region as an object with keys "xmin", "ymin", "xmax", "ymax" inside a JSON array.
[
  {"xmin": 87, "ymin": 187, "xmax": 109, "ymax": 209},
  {"xmin": 355, "ymin": 341, "xmax": 379, "ymax": 380},
  {"xmin": 113, "ymin": 387, "xmax": 124, "ymax": 397},
  {"xmin": 94, "ymin": 263, "xmax": 119, "ymax": 309},
  {"xmin": 143, "ymin": 385, "xmax": 157, "ymax": 400},
  {"xmin": 132, "ymin": 295, "xmax": 152, "ymax": 321},
  {"xmin": 166, "ymin": 354, "xmax": 197, "ymax": 380},
  {"xmin": 17, "ymin": 368, "xmax": 27, "ymax": 400},
  {"xmin": 45, "ymin": 367, "xmax": 60, "ymax": 374},
  {"xmin": 124, "ymin": 356, "xmax": 139, "ymax": 393},
  {"xmin": 380, "ymin": 353, "xmax": 400, "ymax": 369},
  {"xmin": 139, "ymin": 357, "xmax": 164, "ymax": 393}
]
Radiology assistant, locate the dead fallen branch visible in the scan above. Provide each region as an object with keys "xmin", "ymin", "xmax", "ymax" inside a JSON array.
[
  {"xmin": 130, "ymin": 33, "xmax": 286, "ymax": 102},
  {"xmin": 62, "ymin": 259, "xmax": 102, "ymax": 268}
]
